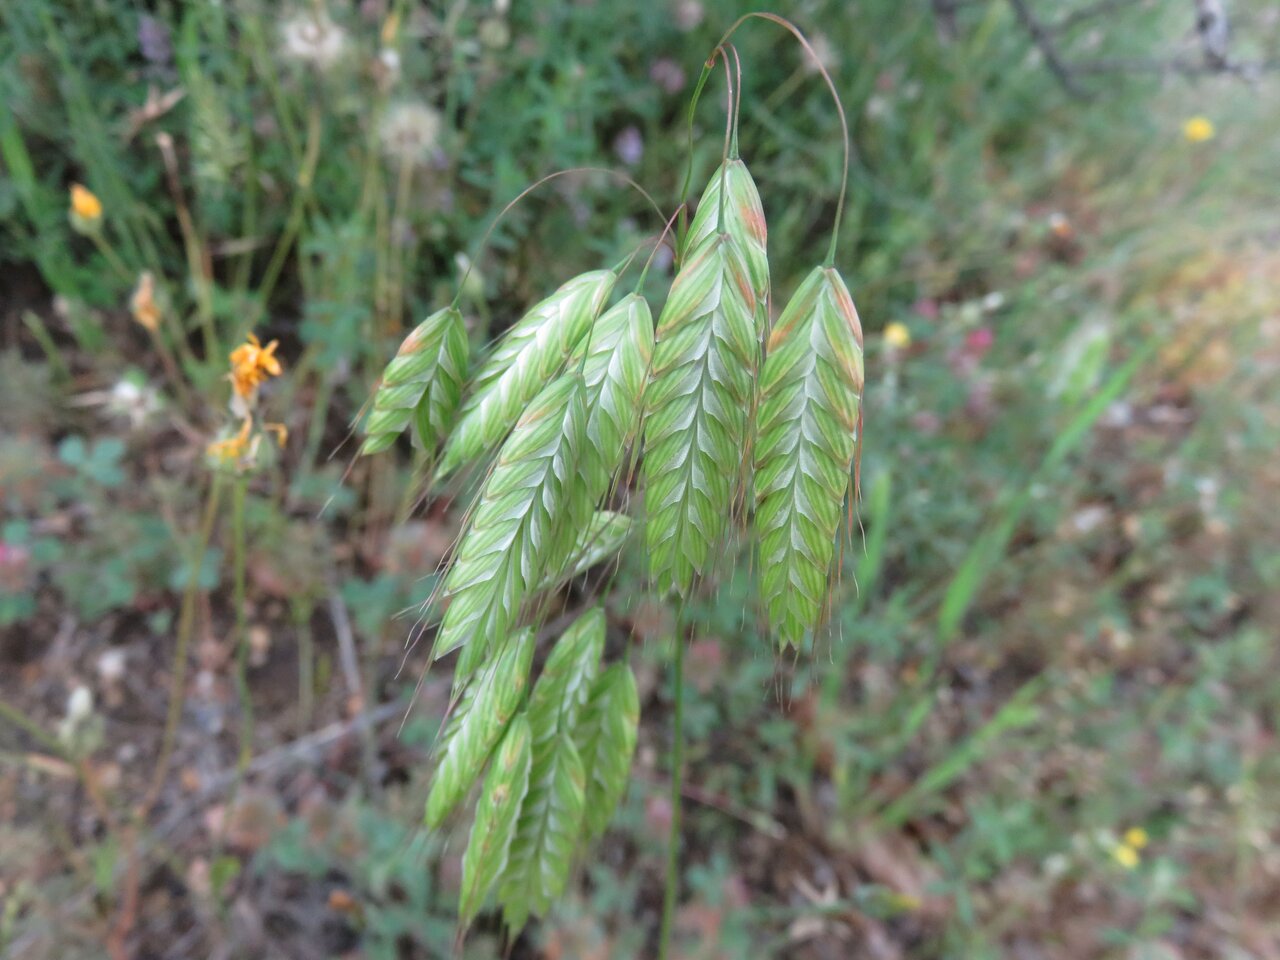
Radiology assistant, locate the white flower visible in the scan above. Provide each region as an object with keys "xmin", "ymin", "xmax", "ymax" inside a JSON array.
[
  {"xmin": 379, "ymin": 101, "xmax": 443, "ymax": 164},
  {"xmin": 97, "ymin": 649, "xmax": 127, "ymax": 684},
  {"xmin": 280, "ymin": 10, "xmax": 348, "ymax": 69},
  {"xmin": 67, "ymin": 685, "xmax": 94, "ymax": 722},
  {"xmin": 108, "ymin": 377, "xmax": 162, "ymax": 429}
]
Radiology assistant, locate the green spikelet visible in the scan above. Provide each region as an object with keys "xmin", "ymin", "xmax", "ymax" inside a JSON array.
[
  {"xmin": 433, "ymin": 375, "xmax": 592, "ymax": 679},
  {"xmin": 497, "ymin": 610, "xmax": 604, "ymax": 930},
  {"xmin": 643, "ymin": 232, "xmax": 760, "ymax": 597},
  {"xmin": 437, "ymin": 271, "xmax": 615, "ymax": 476},
  {"xmin": 425, "ymin": 629, "xmax": 536, "ymax": 828},
  {"xmin": 573, "ymin": 662, "xmax": 639, "ymax": 842},
  {"xmin": 755, "ymin": 267, "xmax": 865, "ymax": 650},
  {"xmin": 361, "ymin": 306, "xmax": 468, "ymax": 455},
  {"xmin": 683, "ymin": 159, "xmax": 770, "ymax": 328},
  {"xmin": 643, "ymin": 159, "xmax": 769, "ymax": 597},
  {"xmin": 540, "ymin": 511, "xmax": 633, "ymax": 590},
  {"xmin": 459, "ymin": 713, "xmax": 532, "ymax": 925},
  {"xmin": 572, "ymin": 292, "xmax": 654, "ymax": 500}
]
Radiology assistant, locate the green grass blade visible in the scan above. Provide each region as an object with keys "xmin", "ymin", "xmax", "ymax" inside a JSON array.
[{"xmin": 938, "ymin": 338, "xmax": 1156, "ymax": 641}]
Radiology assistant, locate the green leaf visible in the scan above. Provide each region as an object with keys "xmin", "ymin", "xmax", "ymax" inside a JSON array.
[
  {"xmin": 432, "ymin": 375, "xmax": 591, "ymax": 680},
  {"xmin": 573, "ymin": 663, "xmax": 639, "ymax": 841},
  {"xmin": 361, "ymin": 306, "xmax": 468, "ymax": 455},
  {"xmin": 755, "ymin": 267, "xmax": 864, "ymax": 650},
  {"xmin": 438, "ymin": 270, "xmax": 615, "ymax": 476},
  {"xmin": 496, "ymin": 611, "xmax": 604, "ymax": 930},
  {"xmin": 459, "ymin": 713, "xmax": 532, "ymax": 925},
  {"xmin": 425, "ymin": 629, "xmax": 536, "ymax": 828}
]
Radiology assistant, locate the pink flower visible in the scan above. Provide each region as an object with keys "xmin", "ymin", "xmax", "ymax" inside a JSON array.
[{"xmin": 964, "ymin": 326, "xmax": 994, "ymax": 358}]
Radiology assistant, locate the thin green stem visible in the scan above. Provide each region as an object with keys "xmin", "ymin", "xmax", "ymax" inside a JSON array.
[
  {"xmin": 0, "ymin": 696, "xmax": 63, "ymax": 755},
  {"xmin": 710, "ymin": 13, "xmax": 852, "ymax": 265},
  {"xmin": 451, "ymin": 167, "xmax": 665, "ymax": 313},
  {"xmin": 231, "ymin": 478, "xmax": 253, "ymax": 770},
  {"xmin": 295, "ymin": 600, "xmax": 315, "ymax": 728},
  {"xmin": 658, "ymin": 630, "xmax": 685, "ymax": 960},
  {"xmin": 146, "ymin": 475, "xmax": 224, "ymax": 809},
  {"xmin": 88, "ymin": 232, "xmax": 132, "ymax": 282},
  {"xmin": 254, "ymin": 105, "xmax": 323, "ymax": 324}
]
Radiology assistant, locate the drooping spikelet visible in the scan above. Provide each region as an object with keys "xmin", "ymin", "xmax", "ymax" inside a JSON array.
[
  {"xmin": 459, "ymin": 712, "xmax": 532, "ymax": 925},
  {"xmin": 572, "ymin": 292, "xmax": 654, "ymax": 500},
  {"xmin": 361, "ymin": 306, "xmax": 468, "ymax": 455},
  {"xmin": 425, "ymin": 628, "xmax": 535, "ymax": 827},
  {"xmin": 754, "ymin": 266, "xmax": 864, "ymax": 650},
  {"xmin": 497, "ymin": 609, "xmax": 603, "ymax": 929},
  {"xmin": 433, "ymin": 375, "xmax": 592, "ymax": 679},
  {"xmin": 643, "ymin": 160, "xmax": 768, "ymax": 596},
  {"xmin": 437, "ymin": 271, "xmax": 615, "ymax": 477},
  {"xmin": 683, "ymin": 158, "xmax": 769, "ymax": 340}
]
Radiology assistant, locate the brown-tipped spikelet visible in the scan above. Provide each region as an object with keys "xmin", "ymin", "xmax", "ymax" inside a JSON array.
[
  {"xmin": 643, "ymin": 161, "xmax": 768, "ymax": 597},
  {"xmin": 362, "ymin": 306, "xmax": 468, "ymax": 455},
  {"xmin": 755, "ymin": 266, "xmax": 864, "ymax": 650}
]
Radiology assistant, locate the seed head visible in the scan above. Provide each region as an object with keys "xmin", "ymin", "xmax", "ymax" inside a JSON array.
[
  {"xmin": 280, "ymin": 10, "xmax": 348, "ymax": 69},
  {"xmin": 379, "ymin": 101, "xmax": 443, "ymax": 164}
]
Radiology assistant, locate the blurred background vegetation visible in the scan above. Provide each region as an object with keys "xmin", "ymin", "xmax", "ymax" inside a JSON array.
[{"xmin": 1, "ymin": 1, "xmax": 1278, "ymax": 957}]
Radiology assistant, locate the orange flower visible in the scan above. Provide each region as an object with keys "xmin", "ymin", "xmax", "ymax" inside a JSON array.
[
  {"xmin": 206, "ymin": 417, "xmax": 254, "ymax": 466},
  {"xmin": 228, "ymin": 332, "xmax": 282, "ymax": 400},
  {"xmin": 130, "ymin": 272, "xmax": 161, "ymax": 331},
  {"xmin": 70, "ymin": 183, "xmax": 102, "ymax": 221}
]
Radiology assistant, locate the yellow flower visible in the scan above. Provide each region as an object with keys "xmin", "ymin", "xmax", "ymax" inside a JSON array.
[
  {"xmin": 1183, "ymin": 116, "xmax": 1214, "ymax": 143},
  {"xmin": 1123, "ymin": 827, "xmax": 1149, "ymax": 850},
  {"xmin": 884, "ymin": 322, "xmax": 912, "ymax": 349},
  {"xmin": 130, "ymin": 272, "xmax": 161, "ymax": 331},
  {"xmin": 381, "ymin": 11, "xmax": 400, "ymax": 45},
  {"xmin": 228, "ymin": 332, "xmax": 283, "ymax": 400},
  {"xmin": 1111, "ymin": 843, "xmax": 1140, "ymax": 870},
  {"xmin": 206, "ymin": 417, "xmax": 254, "ymax": 466},
  {"xmin": 70, "ymin": 183, "xmax": 103, "ymax": 221}
]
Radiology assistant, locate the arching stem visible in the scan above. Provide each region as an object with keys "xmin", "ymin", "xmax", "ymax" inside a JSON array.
[
  {"xmin": 711, "ymin": 13, "xmax": 852, "ymax": 265},
  {"xmin": 452, "ymin": 167, "xmax": 666, "ymax": 312}
]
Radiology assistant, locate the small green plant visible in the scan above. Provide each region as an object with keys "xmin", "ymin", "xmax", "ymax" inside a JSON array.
[{"xmin": 362, "ymin": 15, "xmax": 864, "ymax": 948}]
